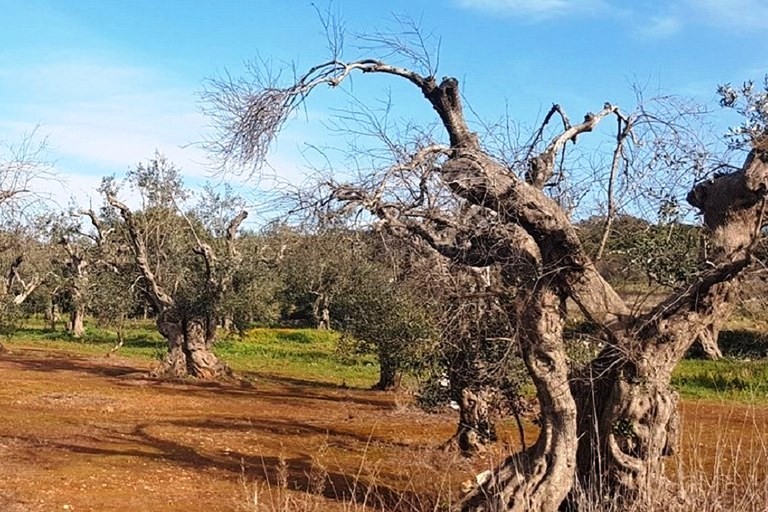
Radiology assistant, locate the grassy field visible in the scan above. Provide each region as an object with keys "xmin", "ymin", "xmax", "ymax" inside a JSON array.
[
  {"xmin": 4, "ymin": 319, "xmax": 380, "ymax": 388},
  {"xmin": 5, "ymin": 318, "xmax": 768, "ymax": 403}
]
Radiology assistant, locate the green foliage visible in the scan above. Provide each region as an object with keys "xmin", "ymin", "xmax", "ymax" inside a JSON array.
[
  {"xmin": 0, "ymin": 299, "xmax": 23, "ymax": 341},
  {"xmin": 718, "ymin": 76, "xmax": 768, "ymax": 148},
  {"xmin": 579, "ymin": 214, "xmax": 700, "ymax": 286}
]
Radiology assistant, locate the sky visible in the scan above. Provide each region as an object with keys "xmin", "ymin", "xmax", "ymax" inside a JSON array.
[{"xmin": 1, "ymin": 0, "xmax": 767, "ymax": 220}]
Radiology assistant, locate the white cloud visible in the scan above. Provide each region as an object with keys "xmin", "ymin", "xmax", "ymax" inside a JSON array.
[
  {"xmin": 0, "ymin": 54, "xmax": 216, "ymax": 182},
  {"xmin": 692, "ymin": 0, "xmax": 768, "ymax": 30},
  {"xmin": 454, "ymin": 0, "xmax": 606, "ymax": 18},
  {"xmin": 635, "ymin": 15, "xmax": 682, "ymax": 38}
]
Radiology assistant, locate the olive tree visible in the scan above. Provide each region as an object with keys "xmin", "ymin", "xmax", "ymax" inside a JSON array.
[
  {"xmin": 102, "ymin": 154, "xmax": 247, "ymax": 379},
  {"xmin": 0, "ymin": 132, "xmax": 54, "ymax": 347},
  {"xmin": 204, "ymin": 34, "xmax": 768, "ymax": 511}
]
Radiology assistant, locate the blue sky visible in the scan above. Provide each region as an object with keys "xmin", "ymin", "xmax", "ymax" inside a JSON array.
[{"xmin": 1, "ymin": 0, "xmax": 767, "ymax": 216}]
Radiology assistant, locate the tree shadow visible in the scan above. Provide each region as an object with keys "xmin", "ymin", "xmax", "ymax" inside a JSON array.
[
  {"xmin": 3, "ymin": 348, "xmax": 395, "ymax": 408},
  {"xmin": 12, "ymin": 423, "xmax": 434, "ymax": 511},
  {"xmin": 166, "ymin": 417, "xmax": 416, "ymax": 450},
  {"xmin": 112, "ymin": 371, "xmax": 396, "ymax": 409},
  {"xmin": 1, "ymin": 351, "xmax": 143, "ymax": 378}
]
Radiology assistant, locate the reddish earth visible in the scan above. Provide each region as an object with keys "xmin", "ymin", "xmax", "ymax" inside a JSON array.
[{"xmin": 1, "ymin": 347, "xmax": 767, "ymax": 511}]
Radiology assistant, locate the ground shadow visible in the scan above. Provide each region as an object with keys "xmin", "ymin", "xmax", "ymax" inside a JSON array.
[{"xmin": 12, "ymin": 423, "xmax": 436, "ymax": 511}]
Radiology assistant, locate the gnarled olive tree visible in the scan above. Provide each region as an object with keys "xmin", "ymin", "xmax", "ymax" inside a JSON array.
[
  {"xmin": 103, "ymin": 155, "xmax": 246, "ymax": 379},
  {"xmin": 205, "ymin": 48, "xmax": 768, "ymax": 510}
]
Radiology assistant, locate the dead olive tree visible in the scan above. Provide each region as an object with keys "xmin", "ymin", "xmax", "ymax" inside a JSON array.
[
  {"xmin": 0, "ymin": 131, "xmax": 54, "ymax": 348},
  {"xmin": 102, "ymin": 155, "xmax": 247, "ymax": 379},
  {"xmin": 204, "ymin": 40, "xmax": 768, "ymax": 510}
]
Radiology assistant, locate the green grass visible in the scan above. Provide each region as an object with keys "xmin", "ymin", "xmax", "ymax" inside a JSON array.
[
  {"xmin": 215, "ymin": 328, "xmax": 378, "ymax": 387},
  {"xmin": 673, "ymin": 358, "xmax": 768, "ymax": 402},
  {"xmin": 4, "ymin": 318, "xmax": 166, "ymax": 359},
  {"xmin": 6, "ymin": 317, "xmax": 768, "ymax": 400},
  {"xmin": 4, "ymin": 319, "xmax": 379, "ymax": 388}
]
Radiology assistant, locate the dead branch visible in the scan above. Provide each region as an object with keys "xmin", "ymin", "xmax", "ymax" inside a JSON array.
[
  {"xmin": 526, "ymin": 104, "xmax": 629, "ymax": 188},
  {"xmin": 106, "ymin": 193, "xmax": 174, "ymax": 312}
]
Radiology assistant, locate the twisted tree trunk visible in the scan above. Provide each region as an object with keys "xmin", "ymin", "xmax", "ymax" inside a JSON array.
[
  {"xmin": 106, "ymin": 193, "xmax": 243, "ymax": 381},
  {"xmin": 207, "ymin": 53, "xmax": 768, "ymax": 510},
  {"xmin": 455, "ymin": 386, "xmax": 497, "ymax": 456},
  {"xmin": 462, "ymin": 284, "xmax": 576, "ymax": 512},
  {"xmin": 152, "ymin": 316, "xmax": 230, "ymax": 380}
]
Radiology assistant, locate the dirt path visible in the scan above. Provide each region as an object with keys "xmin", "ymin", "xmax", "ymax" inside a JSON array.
[{"xmin": 1, "ymin": 347, "xmax": 767, "ymax": 511}]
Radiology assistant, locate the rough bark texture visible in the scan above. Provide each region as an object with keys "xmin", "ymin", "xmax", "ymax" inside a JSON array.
[
  {"xmin": 462, "ymin": 285, "xmax": 576, "ymax": 512},
  {"xmin": 373, "ymin": 351, "xmax": 401, "ymax": 391},
  {"xmin": 456, "ymin": 387, "xmax": 497, "ymax": 456},
  {"xmin": 152, "ymin": 317, "xmax": 231, "ymax": 380},
  {"xmin": 69, "ymin": 305, "xmax": 85, "ymax": 338},
  {"xmin": 696, "ymin": 323, "xmax": 723, "ymax": 360}
]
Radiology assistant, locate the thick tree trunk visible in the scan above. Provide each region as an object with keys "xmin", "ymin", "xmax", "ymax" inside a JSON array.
[
  {"xmin": 696, "ymin": 323, "xmax": 723, "ymax": 360},
  {"xmin": 570, "ymin": 358, "xmax": 680, "ymax": 508},
  {"xmin": 151, "ymin": 317, "xmax": 231, "ymax": 380},
  {"xmin": 312, "ymin": 293, "xmax": 330, "ymax": 330},
  {"xmin": 373, "ymin": 352, "xmax": 401, "ymax": 390},
  {"xmin": 69, "ymin": 304, "xmax": 85, "ymax": 338},
  {"xmin": 455, "ymin": 387, "xmax": 497, "ymax": 456},
  {"xmin": 461, "ymin": 286, "xmax": 576, "ymax": 512},
  {"xmin": 45, "ymin": 300, "xmax": 58, "ymax": 331}
]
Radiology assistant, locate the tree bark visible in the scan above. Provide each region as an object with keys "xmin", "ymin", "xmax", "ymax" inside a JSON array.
[
  {"xmin": 215, "ymin": 58, "xmax": 768, "ymax": 510},
  {"xmin": 106, "ymin": 193, "xmax": 243, "ymax": 381},
  {"xmin": 462, "ymin": 285, "xmax": 576, "ymax": 512},
  {"xmin": 696, "ymin": 323, "xmax": 723, "ymax": 360},
  {"xmin": 455, "ymin": 387, "xmax": 497, "ymax": 456},
  {"xmin": 312, "ymin": 293, "xmax": 330, "ymax": 330},
  {"xmin": 372, "ymin": 351, "xmax": 401, "ymax": 391},
  {"xmin": 45, "ymin": 297, "xmax": 58, "ymax": 331},
  {"xmin": 151, "ymin": 316, "xmax": 231, "ymax": 380},
  {"xmin": 69, "ymin": 304, "xmax": 85, "ymax": 338}
]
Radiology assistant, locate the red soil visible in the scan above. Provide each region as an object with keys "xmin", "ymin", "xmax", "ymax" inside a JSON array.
[{"xmin": 0, "ymin": 347, "xmax": 766, "ymax": 511}]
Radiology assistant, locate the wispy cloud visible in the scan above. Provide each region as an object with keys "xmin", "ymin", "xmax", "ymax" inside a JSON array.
[
  {"xmin": 635, "ymin": 14, "xmax": 682, "ymax": 39},
  {"xmin": 0, "ymin": 54, "xmax": 213, "ymax": 189},
  {"xmin": 454, "ymin": 0, "xmax": 606, "ymax": 19},
  {"xmin": 692, "ymin": 0, "xmax": 768, "ymax": 30}
]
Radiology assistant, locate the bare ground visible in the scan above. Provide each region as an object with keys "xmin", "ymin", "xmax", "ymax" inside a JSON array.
[
  {"xmin": 0, "ymin": 347, "xmax": 484, "ymax": 512},
  {"xmin": 1, "ymin": 347, "xmax": 766, "ymax": 511}
]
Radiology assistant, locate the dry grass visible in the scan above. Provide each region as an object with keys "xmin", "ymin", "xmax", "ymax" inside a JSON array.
[{"xmin": 235, "ymin": 404, "xmax": 768, "ymax": 512}]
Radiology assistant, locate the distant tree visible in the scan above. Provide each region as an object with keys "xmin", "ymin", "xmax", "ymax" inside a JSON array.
[
  {"xmin": 332, "ymin": 237, "xmax": 437, "ymax": 391},
  {"xmin": 0, "ymin": 132, "xmax": 54, "ymax": 349},
  {"xmin": 102, "ymin": 154, "xmax": 247, "ymax": 379},
  {"xmin": 277, "ymin": 229, "xmax": 361, "ymax": 329}
]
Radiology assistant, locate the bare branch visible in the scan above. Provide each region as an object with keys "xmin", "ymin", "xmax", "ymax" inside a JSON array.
[
  {"xmin": 105, "ymin": 193, "xmax": 174, "ymax": 312},
  {"xmin": 203, "ymin": 57, "xmax": 476, "ymax": 174},
  {"xmin": 526, "ymin": 104, "xmax": 628, "ymax": 189}
]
